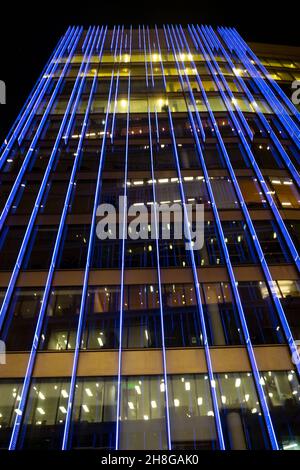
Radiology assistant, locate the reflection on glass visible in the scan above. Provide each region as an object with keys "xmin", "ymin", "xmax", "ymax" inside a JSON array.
[
  {"xmin": 70, "ymin": 377, "xmax": 117, "ymax": 449},
  {"xmin": 1, "ymin": 288, "xmax": 43, "ymax": 351},
  {"xmin": 168, "ymin": 374, "xmax": 218, "ymax": 449},
  {"xmin": 263, "ymin": 370, "xmax": 300, "ymax": 450},
  {"xmin": 0, "ymin": 380, "xmax": 23, "ymax": 449},
  {"xmin": 216, "ymin": 372, "xmax": 270, "ymax": 449},
  {"xmin": 119, "ymin": 376, "xmax": 167, "ymax": 450},
  {"xmin": 39, "ymin": 288, "xmax": 82, "ymax": 350},
  {"xmin": 18, "ymin": 378, "xmax": 70, "ymax": 449}
]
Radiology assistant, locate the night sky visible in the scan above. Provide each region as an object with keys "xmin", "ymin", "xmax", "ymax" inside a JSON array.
[{"xmin": 0, "ymin": 0, "xmax": 299, "ymax": 142}]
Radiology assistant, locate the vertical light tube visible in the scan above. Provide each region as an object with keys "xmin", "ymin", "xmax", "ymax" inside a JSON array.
[
  {"xmin": 0, "ymin": 27, "xmax": 84, "ymax": 233},
  {"xmin": 148, "ymin": 108, "xmax": 172, "ymax": 449},
  {"xmin": 220, "ymin": 28, "xmax": 300, "ymax": 146},
  {"xmin": 115, "ymin": 26, "xmax": 132, "ymax": 450},
  {"xmin": 183, "ymin": 25, "xmax": 280, "ymax": 448},
  {"xmin": 0, "ymin": 27, "xmax": 74, "ymax": 168},
  {"xmin": 7, "ymin": 27, "xmax": 85, "ymax": 450},
  {"xmin": 0, "ymin": 27, "xmax": 84, "ymax": 334},
  {"xmin": 192, "ymin": 24, "xmax": 300, "ymax": 273},
  {"xmin": 204, "ymin": 26, "xmax": 300, "ymax": 188},
  {"xmin": 61, "ymin": 71, "xmax": 115, "ymax": 450},
  {"xmin": 0, "ymin": 27, "xmax": 74, "ymax": 163},
  {"xmin": 168, "ymin": 107, "xmax": 225, "ymax": 450}
]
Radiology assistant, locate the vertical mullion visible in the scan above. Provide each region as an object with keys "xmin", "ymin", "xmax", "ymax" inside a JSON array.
[
  {"xmin": 115, "ymin": 26, "xmax": 132, "ymax": 450},
  {"xmin": 148, "ymin": 108, "xmax": 172, "ymax": 449}
]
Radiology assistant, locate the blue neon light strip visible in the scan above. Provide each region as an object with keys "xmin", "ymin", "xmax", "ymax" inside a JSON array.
[
  {"xmin": 231, "ymin": 28, "xmax": 300, "ymax": 124},
  {"xmin": 192, "ymin": 24, "xmax": 300, "ymax": 273},
  {"xmin": 154, "ymin": 25, "xmax": 167, "ymax": 90},
  {"xmin": 219, "ymin": 28, "xmax": 300, "ymax": 148},
  {"xmin": 62, "ymin": 26, "xmax": 99, "ymax": 145},
  {"xmin": 185, "ymin": 25, "xmax": 281, "ymax": 448},
  {"xmin": 0, "ymin": 27, "xmax": 74, "ymax": 169},
  {"xmin": 114, "ymin": 25, "xmax": 120, "ymax": 60},
  {"xmin": 148, "ymin": 108, "xmax": 172, "ymax": 450},
  {"xmin": 8, "ymin": 34, "xmax": 100, "ymax": 450},
  {"xmin": 82, "ymin": 26, "xmax": 92, "ymax": 53},
  {"xmin": 61, "ymin": 73, "xmax": 116, "ymax": 450},
  {"xmin": 17, "ymin": 29, "xmax": 76, "ymax": 147},
  {"xmin": 0, "ymin": 27, "xmax": 84, "ymax": 331},
  {"xmin": 142, "ymin": 25, "xmax": 149, "ymax": 87},
  {"xmin": 115, "ymin": 26, "xmax": 132, "ymax": 450},
  {"xmin": 147, "ymin": 26, "xmax": 155, "ymax": 87},
  {"xmin": 167, "ymin": 25, "xmax": 206, "ymax": 142},
  {"xmin": 115, "ymin": 73, "xmax": 131, "ymax": 451},
  {"xmin": 0, "ymin": 28, "xmax": 83, "ymax": 234},
  {"xmin": 204, "ymin": 26, "xmax": 300, "ymax": 188},
  {"xmin": 0, "ymin": 32, "xmax": 65, "ymax": 155},
  {"xmin": 168, "ymin": 107, "xmax": 226, "ymax": 450},
  {"xmin": 165, "ymin": 24, "xmax": 225, "ymax": 450},
  {"xmin": 111, "ymin": 25, "xmax": 116, "ymax": 50}
]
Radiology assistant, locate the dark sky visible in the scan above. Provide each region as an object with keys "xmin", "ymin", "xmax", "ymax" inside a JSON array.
[{"xmin": 0, "ymin": 0, "xmax": 299, "ymax": 142}]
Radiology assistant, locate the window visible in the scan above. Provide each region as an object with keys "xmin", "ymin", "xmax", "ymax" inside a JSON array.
[
  {"xmin": 162, "ymin": 284, "xmax": 202, "ymax": 347},
  {"xmin": 68, "ymin": 180, "xmax": 96, "ymax": 214},
  {"xmin": 39, "ymin": 288, "xmax": 82, "ymax": 351},
  {"xmin": 168, "ymin": 374, "xmax": 218, "ymax": 449},
  {"xmin": 1, "ymin": 288, "xmax": 44, "ymax": 351},
  {"xmin": 201, "ymin": 283, "xmax": 243, "ymax": 345},
  {"xmin": 268, "ymin": 177, "xmax": 300, "ymax": 209},
  {"xmin": 194, "ymin": 220, "xmax": 224, "ymax": 266},
  {"xmin": 123, "ymin": 285, "xmax": 162, "ymax": 349},
  {"xmin": 119, "ymin": 376, "xmax": 168, "ymax": 450},
  {"xmin": 221, "ymin": 221, "xmax": 258, "ymax": 264},
  {"xmin": 238, "ymin": 281, "xmax": 284, "ymax": 344},
  {"xmin": 263, "ymin": 370, "xmax": 300, "ymax": 450},
  {"xmin": 82, "ymin": 286, "xmax": 120, "ymax": 350},
  {"xmin": 253, "ymin": 220, "xmax": 292, "ymax": 264},
  {"xmin": 0, "ymin": 380, "xmax": 23, "ymax": 449},
  {"xmin": 0, "ymin": 226, "xmax": 26, "ymax": 271},
  {"xmin": 277, "ymin": 280, "xmax": 300, "ymax": 341},
  {"xmin": 22, "ymin": 226, "xmax": 58, "ymax": 270},
  {"xmin": 216, "ymin": 372, "xmax": 270, "ymax": 449},
  {"xmin": 58, "ymin": 225, "xmax": 89, "ymax": 269},
  {"xmin": 18, "ymin": 378, "xmax": 70, "ymax": 449},
  {"xmin": 210, "ymin": 177, "xmax": 239, "ymax": 209},
  {"xmin": 70, "ymin": 377, "xmax": 117, "ymax": 449}
]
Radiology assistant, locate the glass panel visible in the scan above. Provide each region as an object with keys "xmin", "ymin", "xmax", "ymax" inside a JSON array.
[
  {"xmin": 70, "ymin": 377, "xmax": 117, "ymax": 449},
  {"xmin": 168, "ymin": 374, "xmax": 218, "ymax": 449},
  {"xmin": 264, "ymin": 370, "xmax": 300, "ymax": 450},
  {"xmin": 0, "ymin": 380, "xmax": 23, "ymax": 449},
  {"xmin": 19, "ymin": 378, "xmax": 70, "ymax": 449},
  {"xmin": 39, "ymin": 288, "xmax": 82, "ymax": 351},
  {"xmin": 238, "ymin": 281, "xmax": 284, "ymax": 344},
  {"xmin": 119, "ymin": 376, "xmax": 167, "ymax": 450},
  {"xmin": 1, "ymin": 288, "xmax": 43, "ymax": 351},
  {"xmin": 216, "ymin": 372, "xmax": 270, "ymax": 449}
]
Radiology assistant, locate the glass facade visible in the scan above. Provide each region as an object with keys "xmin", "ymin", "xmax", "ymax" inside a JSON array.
[{"xmin": 0, "ymin": 25, "xmax": 299, "ymax": 450}]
